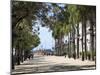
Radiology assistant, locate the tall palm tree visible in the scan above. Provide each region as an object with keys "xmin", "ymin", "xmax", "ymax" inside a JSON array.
[
  {"xmin": 89, "ymin": 6, "xmax": 96, "ymax": 61},
  {"xmin": 76, "ymin": 24, "xmax": 80, "ymax": 58},
  {"xmin": 79, "ymin": 6, "xmax": 96, "ymax": 61},
  {"xmin": 67, "ymin": 5, "xmax": 81, "ymax": 59},
  {"xmin": 84, "ymin": 21, "xmax": 87, "ymax": 60},
  {"xmin": 78, "ymin": 6, "xmax": 89, "ymax": 61},
  {"xmin": 81, "ymin": 18, "xmax": 85, "ymax": 61}
]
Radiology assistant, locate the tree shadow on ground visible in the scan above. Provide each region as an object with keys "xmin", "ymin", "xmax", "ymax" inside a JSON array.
[
  {"xmin": 12, "ymin": 64, "xmax": 96, "ymax": 75},
  {"xmin": 49, "ymin": 65, "xmax": 96, "ymax": 71}
]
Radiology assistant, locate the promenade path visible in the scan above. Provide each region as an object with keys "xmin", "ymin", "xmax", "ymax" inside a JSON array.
[{"xmin": 12, "ymin": 55, "xmax": 96, "ymax": 75}]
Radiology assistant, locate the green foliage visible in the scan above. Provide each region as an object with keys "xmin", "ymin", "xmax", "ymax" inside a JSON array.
[
  {"xmin": 12, "ymin": 1, "xmax": 42, "ymax": 52},
  {"xmin": 12, "ymin": 1, "xmax": 96, "ymax": 60}
]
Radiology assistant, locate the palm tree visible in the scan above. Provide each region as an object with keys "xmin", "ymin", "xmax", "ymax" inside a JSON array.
[
  {"xmin": 89, "ymin": 6, "xmax": 96, "ymax": 61},
  {"xmin": 67, "ymin": 5, "xmax": 81, "ymax": 59},
  {"xmin": 78, "ymin": 6, "xmax": 89, "ymax": 61},
  {"xmin": 76, "ymin": 24, "xmax": 80, "ymax": 58},
  {"xmin": 81, "ymin": 19, "xmax": 85, "ymax": 61},
  {"xmin": 84, "ymin": 21, "xmax": 87, "ymax": 60},
  {"xmin": 79, "ymin": 6, "xmax": 96, "ymax": 61}
]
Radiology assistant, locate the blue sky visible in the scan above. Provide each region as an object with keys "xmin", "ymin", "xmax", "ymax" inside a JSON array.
[
  {"xmin": 33, "ymin": 21, "xmax": 55, "ymax": 51},
  {"xmin": 33, "ymin": 3, "xmax": 65, "ymax": 51}
]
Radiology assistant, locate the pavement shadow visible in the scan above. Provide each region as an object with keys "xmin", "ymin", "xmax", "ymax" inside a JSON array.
[
  {"xmin": 12, "ymin": 64, "xmax": 96, "ymax": 75},
  {"xmin": 49, "ymin": 65, "xmax": 96, "ymax": 71}
]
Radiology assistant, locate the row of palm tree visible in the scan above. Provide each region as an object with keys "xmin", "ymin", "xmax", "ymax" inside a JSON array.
[
  {"xmin": 50, "ymin": 4, "xmax": 96, "ymax": 61},
  {"xmin": 12, "ymin": 1, "xmax": 96, "ymax": 69}
]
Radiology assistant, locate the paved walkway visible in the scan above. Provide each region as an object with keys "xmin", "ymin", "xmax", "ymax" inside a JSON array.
[{"xmin": 12, "ymin": 56, "xmax": 96, "ymax": 75}]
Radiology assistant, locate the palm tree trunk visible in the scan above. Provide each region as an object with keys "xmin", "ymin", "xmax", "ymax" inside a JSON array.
[
  {"xmin": 84, "ymin": 21, "xmax": 87, "ymax": 60},
  {"xmin": 70, "ymin": 31, "xmax": 72, "ymax": 58},
  {"xmin": 94, "ymin": 24, "xmax": 96, "ymax": 61},
  {"xmin": 72, "ymin": 25, "xmax": 76, "ymax": 59},
  {"xmin": 57, "ymin": 38, "xmax": 61, "ymax": 56},
  {"xmin": 55, "ymin": 39, "xmax": 58, "ymax": 56},
  {"xmin": 82, "ymin": 21, "xmax": 84, "ymax": 61},
  {"xmin": 17, "ymin": 41, "xmax": 21, "ymax": 65},
  {"xmin": 20, "ymin": 49, "xmax": 24, "ymax": 63},
  {"xmin": 77, "ymin": 24, "xmax": 79, "ymax": 58},
  {"xmin": 58, "ymin": 38, "xmax": 59, "ymax": 56},
  {"xmin": 12, "ymin": 36, "xmax": 15, "ymax": 69},
  {"xmin": 12, "ymin": 48, "xmax": 14, "ymax": 69},
  {"xmin": 68, "ymin": 33, "xmax": 70, "ymax": 58},
  {"xmin": 90, "ymin": 19, "xmax": 94, "ymax": 61},
  {"xmin": 73, "ymin": 31, "xmax": 76, "ymax": 59},
  {"xmin": 60, "ymin": 35, "xmax": 62, "ymax": 56},
  {"xmin": 17, "ymin": 50, "xmax": 20, "ymax": 65}
]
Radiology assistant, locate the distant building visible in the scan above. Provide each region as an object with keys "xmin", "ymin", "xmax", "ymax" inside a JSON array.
[
  {"xmin": 33, "ymin": 49, "xmax": 54, "ymax": 56},
  {"xmin": 33, "ymin": 50, "xmax": 45, "ymax": 56}
]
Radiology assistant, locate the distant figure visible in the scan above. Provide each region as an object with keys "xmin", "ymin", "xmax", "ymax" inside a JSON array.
[{"xmin": 63, "ymin": 52, "xmax": 67, "ymax": 58}]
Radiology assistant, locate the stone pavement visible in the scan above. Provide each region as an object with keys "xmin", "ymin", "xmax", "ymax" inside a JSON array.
[{"xmin": 12, "ymin": 56, "xmax": 96, "ymax": 75}]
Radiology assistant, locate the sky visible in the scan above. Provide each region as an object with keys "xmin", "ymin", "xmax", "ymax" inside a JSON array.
[
  {"xmin": 33, "ymin": 21, "xmax": 55, "ymax": 51},
  {"xmin": 33, "ymin": 3, "xmax": 65, "ymax": 51}
]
